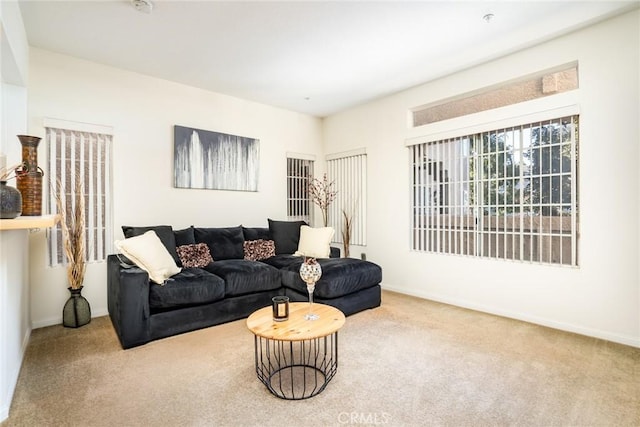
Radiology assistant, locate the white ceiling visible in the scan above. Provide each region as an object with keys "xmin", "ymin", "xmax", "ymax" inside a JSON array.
[{"xmin": 18, "ymin": 0, "xmax": 638, "ymax": 117}]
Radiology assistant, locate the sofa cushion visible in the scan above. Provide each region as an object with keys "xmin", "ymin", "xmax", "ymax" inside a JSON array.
[
  {"xmin": 149, "ymin": 267, "xmax": 225, "ymax": 309},
  {"xmin": 294, "ymin": 225, "xmax": 335, "ymax": 258},
  {"xmin": 243, "ymin": 239, "xmax": 276, "ymax": 261},
  {"xmin": 242, "ymin": 226, "xmax": 271, "ymax": 241},
  {"xmin": 176, "ymin": 243, "xmax": 213, "ymax": 268},
  {"xmin": 115, "ymin": 230, "xmax": 182, "ymax": 285},
  {"xmin": 194, "ymin": 226, "xmax": 244, "ymax": 260},
  {"xmin": 268, "ymin": 219, "xmax": 307, "ymax": 255},
  {"xmin": 122, "ymin": 225, "xmax": 180, "ymax": 265},
  {"xmin": 174, "ymin": 226, "xmax": 196, "ymax": 246},
  {"xmin": 279, "ymin": 257, "xmax": 382, "ymax": 299},
  {"xmin": 203, "ymin": 259, "xmax": 281, "ymax": 297}
]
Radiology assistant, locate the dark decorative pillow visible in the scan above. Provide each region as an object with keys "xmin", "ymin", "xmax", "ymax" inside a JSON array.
[
  {"xmin": 176, "ymin": 243, "xmax": 213, "ymax": 268},
  {"xmin": 243, "ymin": 239, "xmax": 276, "ymax": 261},
  {"xmin": 242, "ymin": 226, "xmax": 271, "ymax": 241},
  {"xmin": 194, "ymin": 226, "xmax": 244, "ymax": 260},
  {"xmin": 122, "ymin": 225, "xmax": 180, "ymax": 265},
  {"xmin": 174, "ymin": 226, "xmax": 195, "ymax": 246},
  {"xmin": 268, "ymin": 219, "xmax": 307, "ymax": 255}
]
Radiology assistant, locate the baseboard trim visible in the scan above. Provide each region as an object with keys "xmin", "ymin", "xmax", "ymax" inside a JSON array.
[
  {"xmin": 31, "ymin": 308, "xmax": 109, "ymax": 329},
  {"xmin": 382, "ymin": 284, "xmax": 640, "ymax": 348},
  {"xmin": 21, "ymin": 327, "xmax": 31, "ymax": 355},
  {"xmin": 1, "ymin": 326, "xmax": 31, "ymax": 423},
  {"xmin": 0, "ymin": 404, "xmax": 8, "ymax": 423}
]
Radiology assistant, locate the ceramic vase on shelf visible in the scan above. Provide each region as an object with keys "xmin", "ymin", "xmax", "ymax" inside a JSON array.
[
  {"xmin": 62, "ymin": 286, "xmax": 91, "ymax": 328},
  {"xmin": 0, "ymin": 181, "xmax": 22, "ymax": 219},
  {"xmin": 299, "ymin": 257, "xmax": 322, "ymax": 321},
  {"xmin": 15, "ymin": 135, "xmax": 44, "ymax": 216}
]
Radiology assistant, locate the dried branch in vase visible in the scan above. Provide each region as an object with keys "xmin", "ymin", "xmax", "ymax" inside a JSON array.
[
  {"xmin": 54, "ymin": 177, "xmax": 86, "ymax": 290},
  {"xmin": 0, "ymin": 163, "xmax": 22, "ymax": 181},
  {"xmin": 308, "ymin": 173, "xmax": 337, "ymax": 227},
  {"xmin": 341, "ymin": 209, "xmax": 352, "ymax": 258}
]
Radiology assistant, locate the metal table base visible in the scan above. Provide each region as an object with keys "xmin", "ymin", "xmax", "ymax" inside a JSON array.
[{"xmin": 253, "ymin": 332, "xmax": 339, "ymax": 400}]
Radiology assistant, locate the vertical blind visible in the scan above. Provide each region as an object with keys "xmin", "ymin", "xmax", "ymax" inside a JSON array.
[
  {"xmin": 47, "ymin": 122, "xmax": 113, "ymax": 266},
  {"xmin": 327, "ymin": 150, "xmax": 367, "ymax": 246},
  {"xmin": 410, "ymin": 115, "xmax": 578, "ymax": 266}
]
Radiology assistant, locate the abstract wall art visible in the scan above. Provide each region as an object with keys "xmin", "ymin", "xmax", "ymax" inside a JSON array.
[{"xmin": 174, "ymin": 125, "xmax": 259, "ymax": 191}]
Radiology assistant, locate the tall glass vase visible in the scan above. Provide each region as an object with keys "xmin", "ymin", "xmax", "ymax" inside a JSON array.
[
  {"xmin": 63, "ymin": 286, "xmax": 91, "ymax": 328},
  {"xmin": 15, "ymin": 135, "xmax": 44, "ymax": 216},
  {"xmin": 299, "ymin": 258, "xmax": 322, "ymax": 321}
]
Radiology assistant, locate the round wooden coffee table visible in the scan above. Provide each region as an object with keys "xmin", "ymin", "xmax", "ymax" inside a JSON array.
[{"xmin": 246, "ymin": 302, "xmax": 345, "ymax": 400}]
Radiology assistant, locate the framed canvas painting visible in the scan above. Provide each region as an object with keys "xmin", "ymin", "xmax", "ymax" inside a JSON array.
[{"xmin": 174, "ymin": 125, "xmax": 259, "ymax": 191}]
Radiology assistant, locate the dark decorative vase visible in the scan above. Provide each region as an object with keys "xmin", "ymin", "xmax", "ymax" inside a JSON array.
[
  {"xmin": 0, "ymin": 181, "xmax": 22, "ymax": 219},
  {"xmin": 15, "ymin": 135, "xmax": 44, "ymax": 216},
  {"xmin": 63, "ymin": 286, "xmax": 91, "ymax": 328}
]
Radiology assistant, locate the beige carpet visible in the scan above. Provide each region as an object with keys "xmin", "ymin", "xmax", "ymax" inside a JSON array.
[{"xmin": 3, "ymin": 291, "xmax": 639, "ymax": 427}]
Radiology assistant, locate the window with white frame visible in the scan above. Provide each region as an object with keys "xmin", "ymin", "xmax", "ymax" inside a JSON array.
[
  {"xmin": 412, "ymin": 64, "xmax": 578, "ymax": 127},
  {"xmin": 286, "ymin": 155, "xmax": 314, "ymax": 223},
  {"xmin": 327, "ymin": 149, "xmax": 367, "ymax": 247},
  {"xmin": 410, "ymin": 115, "xmax": 579, "ymax": 266},
  {"xmin": 46, "ymin": 119, "xmax": 113, "ymax": 266}
]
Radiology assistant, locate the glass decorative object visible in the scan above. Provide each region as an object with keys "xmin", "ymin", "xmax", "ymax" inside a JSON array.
[
  {"xmin": 63, "ymin": 286, "xmax": 91, "ymax": 328},
  {"xmin": 299, "ymin": 257, "xmax": 322, "ymax": 321}
]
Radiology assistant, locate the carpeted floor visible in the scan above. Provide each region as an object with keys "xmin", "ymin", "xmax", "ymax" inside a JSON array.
[{"xmin": 3, "ymin": 290, "xmax": 640, "ymax": 427}]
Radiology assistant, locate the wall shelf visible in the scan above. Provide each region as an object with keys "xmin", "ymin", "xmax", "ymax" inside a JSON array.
[{"xmin": 0, "ymin": 214, "xmax": 60, "ymax": 231}]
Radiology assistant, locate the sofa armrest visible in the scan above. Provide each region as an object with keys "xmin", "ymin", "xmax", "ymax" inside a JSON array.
[
  {"xmin": 330, "ymin": 246, "xmax": 341, "ymax": 258},
  {"xmin": 107, "ymin": 254, "xmax": 152, "ymax": 349}
]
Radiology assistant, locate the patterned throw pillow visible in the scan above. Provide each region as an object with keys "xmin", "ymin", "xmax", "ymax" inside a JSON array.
[
  {"xmin": 243, "ymin": 239, "xmax": 276, "ymax": 261},
  {"xmin": 176, "ymin": 243, "xmax": 213, "ymax": 268}
]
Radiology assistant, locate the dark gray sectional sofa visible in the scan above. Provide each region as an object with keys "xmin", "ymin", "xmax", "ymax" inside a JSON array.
[{"xmin": 107, "ymin": 221, "xmax": 382, "ymax": 349}]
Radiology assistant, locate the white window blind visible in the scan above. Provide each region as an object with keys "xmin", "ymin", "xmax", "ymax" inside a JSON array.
[
  {"xmin": 286, "ymin": 155, "xmax": 314, "ymax": 223},
  {"xmin": 46, "ymin": 121, "xmax": 113, "ymax": 266},
  {"xmin": 327, "ymin": 149, "xmax": 367, "ymax": 246},
  {"xmin": 410, "ymin": 116, "xmax": 578, "ymax": 266}
]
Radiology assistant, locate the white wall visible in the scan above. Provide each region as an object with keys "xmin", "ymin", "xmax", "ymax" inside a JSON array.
[
  {"xmin": 324, "ymin": 10, "xmax": 640, "ymax": 347},
  {"xmin": 0, "ymin": 0, "xmax": 28, "ymax": 87},
  {"xmin": 26, "ymin": 48, "xmax": 324, "ymax": 327},
  {"xmin": 0, "ymin": 228, "xmax": 29, "ymax": 423},
  {"xmin": 0, "ymin": 1, "xmax": 30, "ymax": 422}
]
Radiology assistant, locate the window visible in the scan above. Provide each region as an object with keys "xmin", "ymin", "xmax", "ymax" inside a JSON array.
[
  {"xmin": 287, "ymin": 155, "xmax": 314, "ymax": 223},
  {"xmin": 410, "ymin": 115, "xmax": 578, "ymax": 266},
  {"xmin": 327, "ymin": 149, "xmax": 367, "ymax": 246},
  {"xmin": 412, "ymin": 64, "xmax": 578, "ymax": 127},
  {"xmin": 46, "ymin": 119, "xmax": 113, "ymax": 266}
]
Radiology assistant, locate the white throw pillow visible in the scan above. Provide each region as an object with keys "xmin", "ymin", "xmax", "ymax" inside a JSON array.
[
  {"xmin": 115, "ymin": 230, "xmax": 181, "ymax": 285},
  {"xmin": 294, "ymin": 225, "xmax": 335, "ymax": 258}
]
